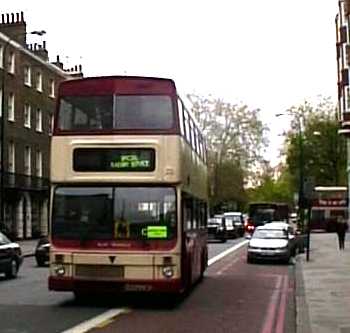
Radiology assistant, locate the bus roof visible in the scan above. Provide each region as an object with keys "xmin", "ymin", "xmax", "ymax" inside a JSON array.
[{"xmin": 59, "ymin": 76, "xmax": 177, "ymax": 96}]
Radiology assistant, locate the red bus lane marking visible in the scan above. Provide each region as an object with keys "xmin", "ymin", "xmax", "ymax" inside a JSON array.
[
  {"xmin": 275, "ymin": 275, "xmax": 289, "ymax": 333},
  {"xmin": 260, "ymin": 275, "xmax": 283, "ymax": 333},
  {"xmin": 216, "ymin": 258, "xmax": 239, "ymax": 275},
  {"xmin": 216, "ymin": 251, "xmax": 246, "ymax": 275}
]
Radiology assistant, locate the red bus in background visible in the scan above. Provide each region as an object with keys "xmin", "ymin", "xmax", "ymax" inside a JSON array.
[
  {"xmin": 48, "ymin": 76, "xmax": 208, "ymax": 297},
  {"xmin": 310, "ymin": 186, "xmax": 348, "ymax": 232}
]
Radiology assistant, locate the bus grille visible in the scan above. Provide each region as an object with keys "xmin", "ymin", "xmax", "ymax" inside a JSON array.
[{"xmin": 75, "ymin": 265, "xmax": 124, "ymax": 280}]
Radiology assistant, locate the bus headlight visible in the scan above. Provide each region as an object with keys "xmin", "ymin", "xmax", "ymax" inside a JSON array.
[
  {"xmin": 54, "ymin": 266, "xmax": 66, "ymax": 276},
  {"xmin": 162, "ymin": 266, "xmax": 174, "ymax": 278}
]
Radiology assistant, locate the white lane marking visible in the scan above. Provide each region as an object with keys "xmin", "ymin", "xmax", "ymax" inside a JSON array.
[
  {"xmin": 61, "ymin": 308, "xmax": 128, "ymax": 333},
  {"xmin": 208, "ymin": 240, "xmax": 249, "ymax": 266}
]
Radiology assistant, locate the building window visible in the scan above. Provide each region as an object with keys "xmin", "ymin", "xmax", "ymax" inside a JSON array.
[
  {"xmin": 7, "ymin": 92, "xmax": 15, "ymax": 121},
  {"xmin": 36, "ymin": 72, "xmax": 43, "ymax": 92},
  {"xmin": 0, "ymin": 44, "xmax": 3, "ymax": 69},
  {"xmin": 8, "ymin": 142, "xmax": 15, "ymax": 173},
  {"xmin": 49, "ymin": 114, "xmax": 54, "ymax": 135},
  {"xmin": 49, "ymin": 79, "xmax": 55, "ymax": 98},
  {"xmin": 24, "ymin": 103, "xmax": 31, "ymax": 128},
  {"xmin": 346, "ymin": 87, "xmax": 350, "ymax": 112},
  {"xmin": 24, "ymin": 146, "xmax": 31, "ymax": 175},
  {"xmin": 36, "ymin": 108, "xmax": 42, "ymax": 132},
  {"xmin": 35, "ymin": 150, "xmax": 42, "ymax": 177},
  {"xmin": 24, "ymin": 65, "xmax": 31, "ymax": 86},
  {"xmin": 8, "ymin": 51, "xmax": 15, "ymax": 74}
]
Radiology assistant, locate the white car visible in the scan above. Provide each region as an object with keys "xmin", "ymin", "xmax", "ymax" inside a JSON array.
[{"xmin": 247, "ymin": 224, "xmax": 295, "ymax": 264}]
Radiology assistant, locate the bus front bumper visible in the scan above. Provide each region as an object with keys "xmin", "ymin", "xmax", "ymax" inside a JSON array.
[{"xmin": 49, "ymin": 276, "xmax": 183, "ymax": 293}]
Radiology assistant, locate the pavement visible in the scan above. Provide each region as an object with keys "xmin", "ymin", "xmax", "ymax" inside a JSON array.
[{"xmin": 296, "ymin": 232, "xmax": 350, "ymax": 333}]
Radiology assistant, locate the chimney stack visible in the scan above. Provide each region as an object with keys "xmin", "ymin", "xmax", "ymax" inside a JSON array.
[
  {"xmin": 0, "ymin": 11, "xmax": 27, "ymax": 46},
  {"xmin": 52, "ymin": 54, "xmax": 64, "ymax": 69}
]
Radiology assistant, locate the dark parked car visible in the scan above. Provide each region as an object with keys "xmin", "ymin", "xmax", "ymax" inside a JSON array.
[
  {"xmin": 0, "ymin": 231, "xmax": 23, "ymax": 278},
  {"xmin": 35, "ymin": 237, "xmax": 50, "ymax": 267},
  {"xmin": 207, "ymin": 216, "xmax": 227, "ymax": 242}
]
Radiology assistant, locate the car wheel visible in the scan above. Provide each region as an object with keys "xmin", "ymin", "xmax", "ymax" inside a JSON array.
[
  {"xmin": 5, "ymin": 259, "xmax": 18, "ymax": 279},
  {"xmin": 247, "ymin": 256, "xmax": 253, "ymax": 264}
]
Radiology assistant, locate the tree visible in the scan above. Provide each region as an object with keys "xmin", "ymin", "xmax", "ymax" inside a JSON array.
[
  {"xmin": 246, "ymin": 163, "xmax": 294, "ymax": 208},
  {"xmin": 284, "ymin": 98, "xmax": 347, "ymax": 194},
  {"xmin": 187, "ymin": 94, "xmax": 269, "ymax": 212}
]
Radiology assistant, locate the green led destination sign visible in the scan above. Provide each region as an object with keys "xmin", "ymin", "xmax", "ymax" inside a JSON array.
[
  {"xmin": 73, "ymin": 148, "xmax": 155, "ymax": 172},
  {"xmin": 110, "ymin": 154, "xmax": 151, "ymax": 169}
]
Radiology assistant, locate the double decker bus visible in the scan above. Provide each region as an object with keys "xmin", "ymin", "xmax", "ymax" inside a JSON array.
[
  {"xmin": 48, "ymin": 76, "xmax": 208, "ymax": 296},
  {"xmin": 310, "ymin": 186, "xmax": 348, "ymax": 232}
]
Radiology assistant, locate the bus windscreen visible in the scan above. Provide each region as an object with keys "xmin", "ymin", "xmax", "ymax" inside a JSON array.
[{"xmin": 52, "ymin": 186, "xmax": 176, "ymax": 241}]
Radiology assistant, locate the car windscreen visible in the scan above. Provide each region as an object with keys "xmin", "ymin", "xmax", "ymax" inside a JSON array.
[
  {"xmin": 225, "ymin": 216, "xmax": 242, "ymax": 223},
  {"xmin": 57, "ymin": 95, "xmax": 174, "ymax": 131},
  {"xmin": 0, "ymin": 232, "xmax": 10, "ymax": 245},
  {"xmin": 252, "ymin": 229, "xmax": 287, "ymax": 239},
  {"xmin": 52, "ymin": 186, "xmax": 176, "ymax": 241}
]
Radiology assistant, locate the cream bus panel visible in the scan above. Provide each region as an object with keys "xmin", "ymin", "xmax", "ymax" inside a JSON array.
[
  {"xmin": 72, "ymin": 253, "xmax": 153, "ymax": 265},
  {"xmin": 51, "ymin": 135, "xmax": 208, "ymax": 199},
  {"xmin": 50, "ymin": 251, "xmax": 181, "ymax": 281},
  {"xmin": 51, "ymin": 135, "xmax": 181, "ymax": 183}
]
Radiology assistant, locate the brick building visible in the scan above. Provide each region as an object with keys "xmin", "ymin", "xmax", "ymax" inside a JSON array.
[{"xmin": 0, "ymin": 12, "xmax": 82, "ymax": 239}]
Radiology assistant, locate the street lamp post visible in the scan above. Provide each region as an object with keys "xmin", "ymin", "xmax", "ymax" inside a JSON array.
[
  {"xmin": 0, "ymin": 30, "xmax": 46, "ymax": 233},
  {"xmin": 296, "ymin": 115, "xmax": 305, "ymax": 231}
]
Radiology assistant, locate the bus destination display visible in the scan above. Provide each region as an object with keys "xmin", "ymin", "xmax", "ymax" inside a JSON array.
[{"xmin": 73, "ymin": 148, "xmax": 155, "ymax": 172}]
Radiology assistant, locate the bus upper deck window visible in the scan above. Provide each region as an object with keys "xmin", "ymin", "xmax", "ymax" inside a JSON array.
[{"xmin": 115, "ymin": 95, "xmax": 173, "ymax": 130}]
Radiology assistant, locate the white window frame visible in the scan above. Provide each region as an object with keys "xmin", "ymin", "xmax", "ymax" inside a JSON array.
[
  {"xmin": 0, "ymin": 88, "xmax": 2, "ymax": 117},
  {"xmin": 35, "ymin": 150, "xmax": 42, "ymax": 177},
  {"xmin": 24, "ymin": 103, "xmax": 31, "ymax": 128},
  {"xmin": 346, "ymin": 87, "xmax": 350, "ymax": 112},
  {"xmin": 49, "ymin": 114, "xmax": 54, "ymax": 135},
  {"xmin": 24, "ymin": 146, "xmax": 31, "ymax": 176},
  {"xmin": 49, "ymin": 79, "xmax": 55, "ymax": 98},
  {"xmin": 0, "ymin": 44, "xmax": 3, "ymax": 69},
  {"xmin": 36, "ymin": 108, "xmax": 42, "ymax": 132},
  {"xmin": 8, "ymin": 51, "xmax": 15, "ymax": 74},
  {"xmin": 8, "ymin": 142, "xmax": 15, "ymax": 173},
  {"xmin": 7, "ymin": 92, "xmax": 15, "ymax": 122},
  {"xmin": 36, "ymin": 72, "xmax": 43, "ymax": 92},
  {"xmin": 24, "ymin": 65, "xmax": 31, "ymax": 86}
]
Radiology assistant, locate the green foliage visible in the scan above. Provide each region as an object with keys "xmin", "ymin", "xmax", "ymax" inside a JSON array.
[
  {"xmin": 285, "ymin": 98, "xmax": 347, "ymax": 190},
  {"xmin": 246, "ymin": 167, "xmax": 294, "ymax": 208}
]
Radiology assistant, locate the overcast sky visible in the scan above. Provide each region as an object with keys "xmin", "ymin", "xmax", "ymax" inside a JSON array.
[{"xmin": 2, "ymin": 0, "xmax": 339, "ymax": 166}]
